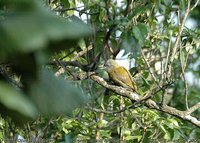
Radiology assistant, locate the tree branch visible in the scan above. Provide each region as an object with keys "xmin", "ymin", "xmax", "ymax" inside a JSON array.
[
  {"xmin": 190, "ymin": 0, "xmax": 200, "ymax": 11},
  {"xmin": 48, "ymin": 61, "xmax": 90, "ymax": 71},
  {"xmin": 90, "ymin": 74, "xmax": 200, "ymax": 128},
  {"xmin": 90, "ymin": 75, "xmax": 140, "ymax": 101},
  {"xmin": 186, "ymin": 103, "xmax": 200, "ymax": 115},
  {"xmin": 48, "ymin": 61, "xmax": 200, "ymax": 127},
  {"xmin": 71, "ymin": 45, "xmax": 93, "ymax": 61},
  {"xmin": 170, "ymin": 0, "xmax": 191, "ymax": 63}
]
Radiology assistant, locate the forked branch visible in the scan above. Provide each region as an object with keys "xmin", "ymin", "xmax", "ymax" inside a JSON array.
[{"xmin": 90, "ymin": 74, "xmax": 200, "ymax": 128}]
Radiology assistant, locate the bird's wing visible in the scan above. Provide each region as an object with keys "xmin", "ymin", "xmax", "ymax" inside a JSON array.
[
  {"xmin": 110, "ymin": 67, "xmax": 135, "ymax": 89},
  {"xmin": 126, "ymin": 67, "xmax": 138, "ymax": 91}
]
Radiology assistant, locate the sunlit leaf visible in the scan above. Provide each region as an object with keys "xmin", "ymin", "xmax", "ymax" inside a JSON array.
[
  {"xmin": 125, "ymin": 135, "xmax": 142, "ymax": 141},
  {"xmin": 78, "ymin": 38, "xmax": 86, "ymax": 50}
]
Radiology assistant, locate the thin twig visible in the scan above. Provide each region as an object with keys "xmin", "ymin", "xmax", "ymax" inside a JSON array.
[
  {"xmin": 54, "ymin": 6, "xmax": 84, "ymax": 12},
  {"xmin": 139, "ymin": 127, "xmax": 147, "ymax": 143},
  {"xmin": 186, "ymin": 102, "xmax": 200, "ymax": 115},
  {"xmin": 119, "ymin": 96, "xmax": 125, "ymax": 143},
  {"xmin": 95, "ymin": 96, "xmax": 105, "ymax": 140},
  {"xmin": 54, "ymin": 6, "xmax": 99, "ymax": 15},
  {"xmin": 168, "ymin": 0, "xmax": 191, "ymax": 78},
  {"xmin": 170, "ymin": 1, "xmax": 191, "ymax": 62},
  {"xmin": 141, "ymin": 49, "xmax": 161, "ymax": 88},
  {"xmin": 86, "ymin": 103, "xmax": 142, "ymax": 114},
  {"xmin": 165, "ymin": 38, "xmax": 171, "ymax": 80},
  {"xmin": 179, "ymin": 42, "xmax": 189, "ymax": 110},
  {"xmin": 190, "ymin": 0, "xmax": 200, "ymax": 11},
  {"xmin": 72, "ymin": 45, "xmax": 93, "ymax": 61}
]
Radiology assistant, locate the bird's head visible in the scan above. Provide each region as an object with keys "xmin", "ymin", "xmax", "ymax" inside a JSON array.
[{"xmin": 105, "ymin": 59, "xmax": 119, "ymax": 72}]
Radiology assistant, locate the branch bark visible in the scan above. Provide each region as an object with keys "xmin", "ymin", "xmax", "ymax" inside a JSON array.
[
  {"xmin": 49, "ymin": 61, "xmax": 200, "ymax": 127},
  {"xmin": 90, "ymin": 75, "xmax": 140, "ymax": 101},
  {"xmin": 90, "ymin": 74, "xmax": 200, "ymax": 128}
]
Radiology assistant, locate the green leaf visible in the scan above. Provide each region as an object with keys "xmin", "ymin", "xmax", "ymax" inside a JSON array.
[
  {"xmin": 78, "ymin": 38, "xmax": 87, "ymax": 50},
  {"xmin": 121, "ymin": 32, "xmax": 141, "ymax": 58},
  {"xmin": 125, "ymin": 135, "xmax": 142, "ymax": 141},
  {"xmin": 168, "ymin": 118, "xmax": 179, "ymax": 127},
  {"xmin": 99, "ymin": 8, "xmax": 106, "ymax": 22},
  {"xmin": 0, "ymin": 81, "xmax": 38, "ymax": 118},
  {"xmin": 64, "ymin": 133, "xmax": 73, "ymax": 143},
  {"xmin": 97, "ymin": 119, "xmax": 108, "ymax": 127},
  {"xmin": 99, "ymin": 130, "xmax": 111, "ymax": 138},
  {"xmin": 141, "ymin": 75, "xmax": 150, "ymax": 86},
  {"xmin": 30, "ymin": 69, "xmax": 87, "ymax": 116},
  {"xmin": 173, "ymin": 129, "xmax": 181, "ymax": 140},
  {"xmin": 130, "ymin": 4, "xmax": 152, "ymax": 17},
  {"xmin": 0, "ymin": 0, "xmax": 90, "ymax": 60},
  {"xmin": 60, "ymin": 0, "xmax": 70, "ymax": 8},
  {"xmin": 164, "ymin": 129, "xmax": 171, "ymax": 140},
  {"xmin": 132, "ymin": 23, "xmax": 149, "ymax": 46},
  {"xmin": 160, "ymin": 124, "xmax": 167, "ymax": 133}
]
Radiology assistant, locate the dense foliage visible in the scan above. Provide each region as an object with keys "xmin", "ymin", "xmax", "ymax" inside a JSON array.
[{"xmin": 0, "ymin": 0, "xmax": 200, "ymax": 142}]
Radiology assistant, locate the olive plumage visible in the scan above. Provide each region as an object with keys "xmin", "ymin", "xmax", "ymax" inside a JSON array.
[{"xmin": 105, "ymin": 59, "xmax": 137, "ymax": 92}]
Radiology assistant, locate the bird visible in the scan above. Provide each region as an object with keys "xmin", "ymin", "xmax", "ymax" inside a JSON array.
[{"xmin": 105, "ymin": 59, "xmax": 137, "ymax": 92}]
